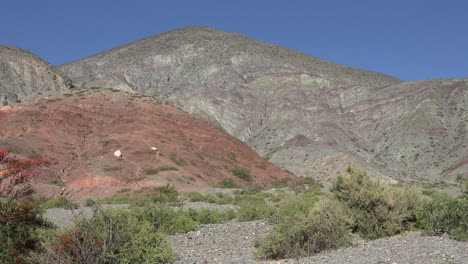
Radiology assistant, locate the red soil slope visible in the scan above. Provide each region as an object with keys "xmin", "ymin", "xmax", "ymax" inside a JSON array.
[{"xmin": 0, "ymin": 88, "xmax": 298, "ymax": 199}]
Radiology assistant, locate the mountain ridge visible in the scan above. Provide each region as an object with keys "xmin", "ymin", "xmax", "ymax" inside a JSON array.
[{"xmin": 1, "ymin": 26, "xmax": 466, "ymax": 185}]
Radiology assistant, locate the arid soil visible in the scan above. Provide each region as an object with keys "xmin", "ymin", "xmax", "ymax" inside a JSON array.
[
  {"xmin": 171, "ymin": 221, "xmax": 468, "ymax": 264},
  {"xmin": 43, "ymin": 200, "xmax": 468, "ymax": 264},
  {"xmin": 0, "ymin": 88, "xmax": 298, "ymax": 199}
]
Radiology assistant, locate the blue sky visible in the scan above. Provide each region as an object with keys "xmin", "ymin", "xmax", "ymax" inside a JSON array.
[{"xmin": 1, "ymin": 0, "xmax": 467, "ymax": 81}]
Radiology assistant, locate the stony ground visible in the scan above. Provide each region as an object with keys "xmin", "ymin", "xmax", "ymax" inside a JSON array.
[
  {"xmin": 44, "ymin": 201, "xmax": 468, "ymax": 264},
  {"xmin": 170, "ymin": 220, "xmax": 468, "ymax": 264}
]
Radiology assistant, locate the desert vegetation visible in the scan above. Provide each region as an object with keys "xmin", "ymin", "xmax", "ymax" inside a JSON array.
[
  {"xmin": 254, "ymin": 167, "xmax": 468, "ymax": 260},
  {"xmin": 1, "ymin": 150, "xmax": 467, "ymax": 263}
]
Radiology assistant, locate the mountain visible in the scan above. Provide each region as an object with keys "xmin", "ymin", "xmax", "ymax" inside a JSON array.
[
  {"xmin": 57, "ymin": 26, "xmax": 467, "ymax": 184},
  {"xmin": 0, "ymin": 88, "xmax": 297, "ymax": 198},
  {"xmin": 0, "ymin": 45, "xmax": 71, "ymax": 106}
]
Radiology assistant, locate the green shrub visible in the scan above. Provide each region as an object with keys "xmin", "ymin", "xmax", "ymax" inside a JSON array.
[
  {"xmin": 43, "ymin": 208, "xmax": 176, "ymax": 263},
  {"xmin": 169, "ymin": 153, "xmax": 187, "ymax": 166},
  {"xmin": 185, "ymin": 192, "xmax": 206, "ymax": 202},
  {"xmin": 82, "ymin": 197, "xmax": 97, "ymax": 207},
  {"xmin": 330, "ymin": 167, "xmax": 428, "ymax": 239},
  {"xmin": 186, "ymin": 208, "xmax": 236, "ymax": 224},
  {"xmin": 416, "ymin": 194, "xmax": 468, "ymax": 241},
  {"xmin": 144, "ymin": 166, "xmax": 178, "ymax": 175},
  {"xmin": 184, "ymin": 192, "xmax": 236, "ymax": 205},
  {"xmin": 101, "ymin": 195, "xmax": 132, "ymax": 204},
  {"xmin": 117, "ymin": 188, "xmax": 131, "ymax": 193},
  {"xmin": 99, "ymin": 186, "xmax": 179, "ymax": 206},
  {"xmin": 50, "ymin": 178, "xmax": 66, "ymax": 187},
  {"xmin": 103, "ymin": 166, "xmax": 122, "ymax": 172},
  {"xmin": 218, "ymin": 178, "xmax": 240, "ymax": 188},
  {"xmin": 255, "ymin": 198, "xmax": 351, "ymax": 260},
  {"xmin": 117, "ymin": 222, "xmax": 176, "ymax": 264},
  {"xmin": 144, "ymin": 168, "xmax": 160, "ymax": 174},
  {"xmin": 41, "ymin": 196, "xmax": 79, "ymax": 209},
  {"xmin": 270, "ymin": 189, "xmax": 322, "ymax": 224},
  {"xmin": 237, "ymin": 197, "xmax": 275, "ymax": 221},
  {"xmin": 230, "ymin": 167, "xmax": 252, "ymax": 182}
]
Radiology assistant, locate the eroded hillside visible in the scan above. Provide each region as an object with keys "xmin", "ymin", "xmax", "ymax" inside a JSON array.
[
  {"xmin": 0, "ymin": 45, "xmax": 71, "ymax": 106},
  {"xmin": 0, "ymin": 88, "xmax": 297, "ymax": 198},
  {"xmin": 57, "ymin": 26, "xmax": 467, "ymax": 183}
]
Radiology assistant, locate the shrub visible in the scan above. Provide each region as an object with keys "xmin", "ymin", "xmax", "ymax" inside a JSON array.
[
  {"xmin": 218, "ymin": 178, "xmax": 240, "ymax": 188},
  {"xmin": 237, "ymin": 197, "xmax": 275, "ymax": 221},
  {"xmin": 0, "ymin": 148, "xmax": 52, "ymax": 263},
  {"xmin": 43, "ymin": 208, "xmax": 176, "ymax": 263},
  {"xmin": 230, "ymin": 167, "xmax": 252, "ymax": 182},
  {"xmin": 185, "ymin": 192, "xmax": 206, "ymax": 202},
  {"xmin": 416, "ymin": 194, "xmax": 468, "ymax": 241},
  {"xmin": 255, "ymin": 198, "xmax": 351, "ymax": 259},
  {"xmin": 169, "ymin": 153, "xmax": 187, "ymax": 166},
  {"xmin": 83, "ymin": 197, "xmax": 97, "ymax": 207},
  {"xmin": 186, "ymin": 208, "xmax": 236, "ymax": 224},
  {"xmin": 330, "ymin": 167, "xmax": 428, "ymax": 239},
  {"xmin": 41, "ymin": 196, "xmax": 79, "ymax": 209},
  {"xmin": 144, "ymin": 166, "xmax": 178, "ymax": 175},
  {"xmin": 144, "ymin": 168, "xmax": 159, "ymax": 174},
  {"xmin": 102, "ymin": 166, "xmax": 121, "ymax": 172},
  {"xmin": 270, "ymin": 188, "xmax": 322, "ymax": 224}
]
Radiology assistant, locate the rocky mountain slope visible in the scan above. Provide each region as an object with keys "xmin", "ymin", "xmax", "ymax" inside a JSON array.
[
  {"xmin": 0, "ymin": 88, "xmax": 297, "ymax": 199},
  {"xmin": 57, "ymin": 26, "xmax": 467, "ymax": 183},
  {"xmin": 0, "ymin": 45, "xmax": 71, "ymax": 106}
]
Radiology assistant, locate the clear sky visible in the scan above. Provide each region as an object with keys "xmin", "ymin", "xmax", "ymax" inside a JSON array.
[{"xmin": 1, "ymin": 0, "xmax": 467, "ymax": 81}]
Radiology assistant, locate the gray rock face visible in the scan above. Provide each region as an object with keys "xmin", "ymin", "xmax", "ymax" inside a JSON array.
[
  {"xmin": 0, "ymin": 45, "xmax": 71, "ymax": 106},
  {"xmin": 57, "ymin": 26, "xmax": 467, "ymax": 183}
]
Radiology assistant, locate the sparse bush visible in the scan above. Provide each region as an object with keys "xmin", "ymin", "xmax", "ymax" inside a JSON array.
[
  {"xmin": 416, "ymin": 194, "xmax": 468, "ymax": 241},
  {"xmin": 117, "ymin": 188, "xmax": 131, "ymax": 193},
  {"xmin": 237, "ymin": 197, "xmax": 275, "ymax": 221},
  {"xmin": 83, "ymin": 197, "xmax": 97, "ymax": 207},
  {"xmin": 230, "ymin": 167, "xmax": 252, "ymax": 182},
  {"xmin": 50, "ymin": 178, "xmax": 65, "ymax": 187},
  {"xmin": 186, "ymin": 192, "xmax": 236, "ymax": 205},
  {"xmin": 270, "ymin": 188, "xmax": 322, "ymax": 224},
  {"xmin": 218, "ymin": 178, "xmax": 240, "ymax": 188},
  {"xmin": 144, "ymin": 166, "xmax": 178, "ymax": 175},
  {"xmin": 102, "ymin": 166, "xmax": 122, "ymax": 172},
  {"xmin": 169, "ymin": 153, "xmax": 187, "ymax": 166},
  {"xmin": 42, "ymin": 207, "xmax": 176, "ymax": 264},
  {"xmin": 186, "ymin": 208, "xmax": 236, "ymax": 224},
  {"xmin": 41, "ymin": 196, "xmax": 79, "ymax": 210},
  {"xmin": 255, "ymin": 198, "xmax": 351, "ymax": 260},
  {"xmin": 330, "ymin": 167, "xmax": 428, "ymax": 239},
  {"xmin": 185, "ymin": 192, "xmax": 206, "ymax": 202}
]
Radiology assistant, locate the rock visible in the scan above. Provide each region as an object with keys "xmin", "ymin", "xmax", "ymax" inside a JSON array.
[
  {"xmin": 57, "ymin": 26, "xmax": 468, "ymax": 184},
  {"xmin": 0, "ymin": 45, "xmax": 71, "ymax": 105},
  {"xmin": 114, "ymin": 150, "xmax": 122, "ymax": 157}
]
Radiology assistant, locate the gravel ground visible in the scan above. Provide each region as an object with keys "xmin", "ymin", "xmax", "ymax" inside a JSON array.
[
  {"xmin": 181, "ymin": 201, "xmax": 239, "ymax": 211},
  {"xmin": 170, "ymin": 221, "xmax": 468, "ymax": 264},
  {"xmin": 170, "ymin": 220, "xmax": 270, "ymax": 264},
  {"xmin": 44, "ymin": 201, "xmax": 468, "ymax": 264},
  {"xmin": 43, "ymin": 204, "xmax": 130, "ymax": 228}
]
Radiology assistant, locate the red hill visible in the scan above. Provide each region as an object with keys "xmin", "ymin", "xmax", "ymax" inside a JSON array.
[{"xmin": 0, "ymin": 88, "xmax": 298, "ymax": 199}]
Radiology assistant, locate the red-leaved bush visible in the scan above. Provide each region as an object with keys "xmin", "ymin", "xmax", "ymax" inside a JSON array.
[{"xmin": 0, "ymin": 148, "xmax": 53, "ymax": 264}]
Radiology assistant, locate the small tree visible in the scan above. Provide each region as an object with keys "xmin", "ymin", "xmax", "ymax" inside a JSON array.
[{"xmin": 0, "ymin": 148, "xmax": 52, "ymax": 263}]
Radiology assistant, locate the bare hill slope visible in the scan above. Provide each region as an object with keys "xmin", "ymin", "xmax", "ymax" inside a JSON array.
[
  {"xmin": 57, "ymin": 26, "xmax": 467, "ymax": 183},
  {"xmin": 0, "ymin": 45, "xmax": 71, "ymax": 106},
  {"xmin": 0, "ymin": 88, "xmax": 297, "ymax": 199}
]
